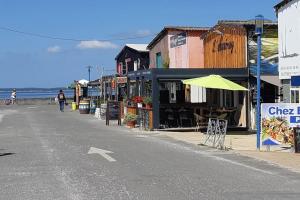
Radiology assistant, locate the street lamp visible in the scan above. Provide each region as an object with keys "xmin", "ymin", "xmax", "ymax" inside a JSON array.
[{"xmin": 255, "ymin": 15, "xmax": 264, "ymax": 150}]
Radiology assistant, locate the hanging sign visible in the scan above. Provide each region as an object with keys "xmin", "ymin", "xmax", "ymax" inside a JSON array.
[
  {"xmin": 116, "ymin": 77, "xmax": 127, "ymax": 84},
  {"xmin": 261, "ymin": 103, "xmax": 300, "ymax": 146}
]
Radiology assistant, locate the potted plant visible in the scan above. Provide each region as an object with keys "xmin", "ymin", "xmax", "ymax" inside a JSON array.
[
  {"xmin": 143, "ymin": 96, "xmax": 152, "ymax": 109},
  {"xmin": 123, "ymin": 113, "xmax": 137, "ymax": 128}
]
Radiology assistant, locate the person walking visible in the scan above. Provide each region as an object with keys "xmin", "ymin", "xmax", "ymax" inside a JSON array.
[
  {"xmin": 57, "ymin": 89, "xmax": 66, "ymax": 112},
  {"xmin": 10, "ymin": 89, "xmax": 17, "ymax": 104}
]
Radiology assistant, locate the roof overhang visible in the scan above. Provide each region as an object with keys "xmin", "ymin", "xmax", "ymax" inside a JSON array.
[
  {"xmin": 127, "ymin": 68, "xmax": 249, "ymax": 81},
  {"xmin": 274, "ymin": 0, "xmax": 296, "ymax": 13},
  {"xmin": 115, "ymin": 44, "xmax": 149, "ymax": 60}
]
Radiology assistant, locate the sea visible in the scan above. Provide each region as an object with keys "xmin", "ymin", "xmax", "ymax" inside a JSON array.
[{"xmin": 0, "ymin": 88, "xmax": 100, "ymax": 99}]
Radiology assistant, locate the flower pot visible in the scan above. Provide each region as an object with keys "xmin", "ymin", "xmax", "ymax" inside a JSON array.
[
  {"xmin": 145, "ymin": 104, "xmax": 152, "ymax": 109},
  {"xmin": 127, "ymin": 121, "xmax": 136, "ymax": 128}
]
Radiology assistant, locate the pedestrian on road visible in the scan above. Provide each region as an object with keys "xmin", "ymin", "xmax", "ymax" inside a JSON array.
[
  {"xmin": 11, "ymin": 89, "xmax": 17, "ymax": 104},
  {"xmin": 57, "ymin": 89, "xmax": 66, "ymax": 112}
]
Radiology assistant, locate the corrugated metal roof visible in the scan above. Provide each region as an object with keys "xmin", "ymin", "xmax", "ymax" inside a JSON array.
[
  {"xmin": 200, "ymin": 20, "xmax": 278, "ymax": 40},
  {"xmin": 115, "ymin": 43, "xmax": 149, "ymax": 60},
  {"xmin": 163, "ymin": 26, "xmax": 210, "ymax": 31},
  {"xmin": 218, "ymin": 20, "xmax": 277, "ymax": 26},
  {"xmin": 126, "ymin": 44, "xmax": 149, "ymax": 52}
]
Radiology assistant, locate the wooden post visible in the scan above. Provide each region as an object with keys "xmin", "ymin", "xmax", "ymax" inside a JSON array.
[{"xmin": 106, "ymin": 101, "xmax": 110, "ymax": 126}]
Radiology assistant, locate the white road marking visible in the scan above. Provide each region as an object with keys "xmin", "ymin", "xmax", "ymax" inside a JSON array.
[
  {"xmin": 27, "ymin": 106, "xmax": 39, "ymax": 109},
  {"xmin": 136, "ymin": 135, "xmax": 149, "ymax": 138},
  {"xmin": 88, "ymin": 147, "xmax": 116, "ymax": 162}
]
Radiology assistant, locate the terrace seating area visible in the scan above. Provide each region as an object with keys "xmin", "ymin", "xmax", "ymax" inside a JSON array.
[{"xmin": 159, "ymin": 105, "xmax": 241, "ymax": 129}]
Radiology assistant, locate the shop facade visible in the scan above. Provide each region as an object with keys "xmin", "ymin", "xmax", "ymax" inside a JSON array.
[
  {"xmin": 202, "ymin": 21, "xmax": 279, "ymax": 130},
  {"xmin": 127, "ymin": 68, "xmax": 248, "ymax": 129},
  {"xmin": 115, "ymin": 44, "xmax": 150, "ymax": 101},
  {"xmin": 125, "ymin": 26, "xmax": 253, "ymax": 130}
]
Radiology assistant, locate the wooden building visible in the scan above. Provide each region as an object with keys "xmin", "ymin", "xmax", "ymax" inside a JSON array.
[
  {"xmin": 125, "ymin": 26, "xmax": 253, "ymax": 130},
  {"xmin": 202, "ymin": 20, "xmax": 279, "ymax": 130},
  {"xmin": 115, "ymin": 44, "xmax": 149, "ymax": 76},
  {"xmin": 147, "ymin": 26, "xmax": 209, "ymax": 69},
  {"xmin": 202, "ymin": 24, "xmax": 247, "ymax": 68}
]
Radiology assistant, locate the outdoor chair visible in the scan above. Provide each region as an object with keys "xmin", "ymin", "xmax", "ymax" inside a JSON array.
[
  {"xmin": 165, "ymin": 108, "xmax": 178, "ymax": 127},
  {"xmin": 194, "ymin": 113, "xmax": 206, "ymax": 132},
  {"xmin": 167, "ymin": 112, "xmax": 178, "ymax": 128},
  {"xmin": 179, "ymin": 111, "xmax": 193, "ymax": 127},
  {"xmin": 217, "ymin": 113, "xmax": 228, "ymax": 120}
]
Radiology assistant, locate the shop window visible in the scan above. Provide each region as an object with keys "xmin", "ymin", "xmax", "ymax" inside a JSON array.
[
  {"xmin": 238, "ymin": 91, "xmax": 244, "ymax": 105},
  {"xmin": 121, "ymin": 62, "xmax": 127, "ymax": 75},
  {"xmin": 224, "ymin": 90, "xmax": 234, "ymax": 107},
  {"xmin": 291, "ymin": 89, "xmax": 300, "ymax": 103},
  {"xmin": 159, "ymin": 81, "xmax": 185, "ymax": 104},
  {"xmin": 134, "ymin": 60, "xmax": 138, "ymax": 71},
  {"xmin": 212, "ymin": 89, "xmax": 219, "ymax": 106}
]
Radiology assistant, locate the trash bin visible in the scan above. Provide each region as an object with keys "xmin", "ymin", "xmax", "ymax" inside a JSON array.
[
  {"xmin": 71, "ymin": 102, "xmax": 77, "ymax": 111},
  {"xmin": 294, "ymin": 127, "xmax": 300, "ymax": 153}
]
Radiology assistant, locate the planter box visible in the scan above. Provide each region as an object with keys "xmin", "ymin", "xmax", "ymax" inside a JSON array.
[{"xmin": 127, "ymin": 121, "xmax": 136, "ymax": 128}]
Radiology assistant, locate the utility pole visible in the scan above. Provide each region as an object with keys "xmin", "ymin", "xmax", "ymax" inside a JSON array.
[
  {"xmin": 101, "ymin": 67, "xmax": 106, "ymax": 103},
  {"xmin": 86, "ymin": 66, "xmax": 92, "ymax": 82}
]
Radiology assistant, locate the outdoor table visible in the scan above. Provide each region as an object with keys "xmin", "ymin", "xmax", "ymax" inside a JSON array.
[{"xmin": 216, "ymin": 109, "xmax": 236, "ymax": 125}]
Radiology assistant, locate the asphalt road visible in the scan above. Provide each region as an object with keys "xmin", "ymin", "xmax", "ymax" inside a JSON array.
[{"xmin": 0, "ymin": 105, "xmax": 300, "ymax": 200}]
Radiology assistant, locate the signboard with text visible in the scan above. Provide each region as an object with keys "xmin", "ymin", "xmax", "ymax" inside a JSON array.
[
  {"xmin": 170, "ymin": 32, "xmax": 187, "ymax": 48},
  {"xmin": 261, "ymin": 103, "xmax": 300, "ymax": 146}
]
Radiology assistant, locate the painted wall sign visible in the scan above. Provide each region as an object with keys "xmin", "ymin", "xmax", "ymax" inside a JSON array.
[
  {"xmin": 261, "ymin": 103, "xmax": 299, "ymax": 146},
  {"xmin": 212, "ymin": 40, "xmax": 234, "ymax": 53},
  {"xmin": 170, "ymin": 32, "xmax": 187, "ymax": 48}
]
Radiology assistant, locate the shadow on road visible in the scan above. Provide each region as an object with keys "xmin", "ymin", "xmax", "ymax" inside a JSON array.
[{"xmin": 0, "ymin": 153, "xmax": 15, "ymax": 157}]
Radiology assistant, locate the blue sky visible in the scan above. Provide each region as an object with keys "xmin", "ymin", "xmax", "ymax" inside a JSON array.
[{"xmin": 0, "ymin": 0, "xmax": 279, "ymax": 88}]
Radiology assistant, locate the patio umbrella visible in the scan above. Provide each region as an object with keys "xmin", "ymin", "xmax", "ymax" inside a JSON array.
[{"xmin": 182, "ymin": 75, "xmax": 248, "ymax": 91}]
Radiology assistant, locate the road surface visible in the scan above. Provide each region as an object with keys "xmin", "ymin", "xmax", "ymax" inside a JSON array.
[{"xmin": 0, "ymin": 105, "xmax": 299, "ymax": 200}]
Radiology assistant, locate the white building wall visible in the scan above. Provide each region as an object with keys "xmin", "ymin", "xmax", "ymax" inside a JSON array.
[{"xmin": 278, "ymin": 0, "xmax": 300, "ymax": 79}]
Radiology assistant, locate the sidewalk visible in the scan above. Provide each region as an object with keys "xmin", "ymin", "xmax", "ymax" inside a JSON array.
[{"xmin": 155, "ymin": 131, "xmax": 300, "ymax": 173}]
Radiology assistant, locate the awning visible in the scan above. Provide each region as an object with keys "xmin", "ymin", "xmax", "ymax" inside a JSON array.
[
  {"xmin": 182, "ymin": 74, "xmax": 248, "ymax": 91},
  {"xmin": 260, "ymin": 75, "xmax": 282, "ymax": 87}
]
